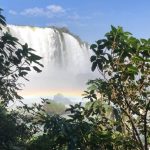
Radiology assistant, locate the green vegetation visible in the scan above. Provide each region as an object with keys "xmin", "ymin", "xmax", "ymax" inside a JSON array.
[
  {"xmin": 89, "ymin": 25, "xmax": 150, "ymax": 149},
  {"xmin": 0, "ymin": 9, "xmax": 43, "ymax": 149},
  {"xmin": 0, "ymin": 9, "xmax": 149, "ymax": 150}
]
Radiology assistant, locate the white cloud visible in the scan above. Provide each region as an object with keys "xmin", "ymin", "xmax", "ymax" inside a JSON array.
[
  {"xmin": 9, "ymin": 10, "xmax": 17, "ymax": 15},
  {"xmin": 10, "ymin": 4, "xmax": 91, "ymax": 28},
  {"xmin": 47, "ymin": 5, "xmax": 65, "ymax": 13},
  {"xmin": 21, "ymin": 7, "xmax": 45, "ymax": 16},
  {"xmin": 20, "ymin": 5, "xmax": 65, "ymax": 18}
]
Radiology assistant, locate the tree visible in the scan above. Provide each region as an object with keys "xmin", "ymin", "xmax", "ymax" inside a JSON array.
[
  {"xmin": 0, "ymin": 9, "xmax": 43, "ymax": 106},
  {"xmin": 28, "ymin": 103, "xmax": 116, "ymax": 150},
  {"xmin": 88, "ymin": 26, "xmax": 150, "ymax": 150},
  {"xmin": 0, "ymin": 9, "xmax": 43, "ymax": 149}
]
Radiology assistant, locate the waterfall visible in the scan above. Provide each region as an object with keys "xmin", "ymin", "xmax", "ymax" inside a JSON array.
[{"xmin": 8, "ymin": 25, "xmax": 94, "ymax": 99}]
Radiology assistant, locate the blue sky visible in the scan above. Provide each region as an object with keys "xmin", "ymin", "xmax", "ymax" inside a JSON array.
[{"xmin": 1, "ymin": 0, "xmax": 150, "ymax": 43}]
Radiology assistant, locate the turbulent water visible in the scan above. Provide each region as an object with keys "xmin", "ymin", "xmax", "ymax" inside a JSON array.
[{"xmin": 8, "ymin": 25, "xmax": 94, "ymax": 100}]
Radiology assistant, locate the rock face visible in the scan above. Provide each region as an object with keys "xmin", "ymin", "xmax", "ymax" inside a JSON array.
[{"xmin": 8, "ymin": 25, "xmax": 93, "ymax": 97}]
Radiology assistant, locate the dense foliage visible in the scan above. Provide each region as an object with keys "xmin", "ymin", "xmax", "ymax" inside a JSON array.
[
  {"xmin": 89, "ymin": 26, "xmax": 150, "ymax": 150},
  {"xmin": 0, "ymin": 9, "xmax": 43, "ymax": 149},
  {"xmin": 0, "ymin": 10, "xmax": 43, "ymax": 106}
]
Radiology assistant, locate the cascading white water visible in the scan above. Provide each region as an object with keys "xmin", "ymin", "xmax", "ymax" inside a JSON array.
[{"xmin": 8, "ymin": 25, "xmax": 94, "ymax": 100}]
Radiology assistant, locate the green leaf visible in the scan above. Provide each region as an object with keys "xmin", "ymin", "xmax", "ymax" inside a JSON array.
[
  {"xmin": 29, "ymin": 53, "xmax": 42, "ymax": 61},
  {"xmin": 140, "ymin": 38, "xmax": 147, "ymax": 43},
  {"xmin": 132, "ymin": 56, "xmax": 144, "ymax": 62},
  {"xmin": 90, "ymin": 56, "xmax": 96, "ymax": 62},
  {"xmin": 111, "ymin": 25, "xmax": 117, "ymax": 32},
  {"xmin": 98, "ymin": 63, "xmax": 103, "ymax": 71},
  {"xmin": 124, "ymin": 31, "xmax": 132, "ymax": 36},
  {"xmin": 19, "ymin": 67, "xmax": 31, "ymax": 71},
  {"xmin": 97, "ymin": 59, "xmax": 103, "ymax": 71},
  {"xmin": 19, "ymin": 71, "xmax": 28, "ymax": 76},
  {"xmin": 127, "ymin": 66, "xmax": 138, "ymax": 74},
  {"xmin": 96, "ymin": 39, "xmax": 107, "ymax": 45},
  {"xmin": 96, "ymin": 40, "xmax": 103, "ymax": 45},
  {"xmin": 33, "ymin": 66, "xmax": 42, "ymax": 73},
  {"xmin": 90, "ymin": 44, "xmax": 97, "ymax": 50},
  {"xmin": 98, "ymin": 44, "xmax": 105, "ymax": 50},
  {"xmin": 0, "ymin": 14, "xmax": 6, "ymax": 26},
  {"xmin": 34, "ymin": 61, "xmax": 44, "ymax": 67},
  {"xmin": 91, "ymin": 61, "xmax": 97, "ymax": 71}
]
